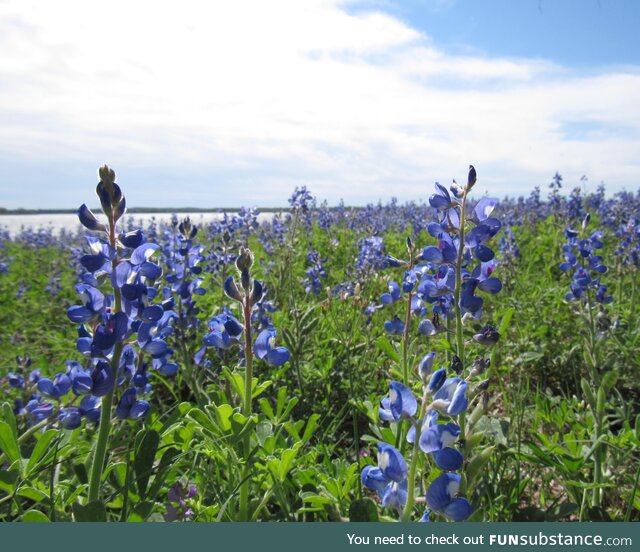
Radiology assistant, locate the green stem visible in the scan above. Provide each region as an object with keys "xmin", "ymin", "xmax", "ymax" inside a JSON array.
[
  {"xmin": 401, "ymin": 392, "xmax": 429, "ymax": 522},
  {"xmin": 239, "ymin": 299, "xmax": 254, "ymax": 521},
  {"xmin": 402, "ymin": 291, "xmax": 412, "ymax": 386},
  {"xmin": 453, "ymin": 191, "xmax": 468, "ymax": 442},
  {"xmin": 87, "ymin": 213, "xmax": 123, "ymax": 504},
  {"xmin": 453, "ymin": 190, "xmax": 468, "ymax": 367}
]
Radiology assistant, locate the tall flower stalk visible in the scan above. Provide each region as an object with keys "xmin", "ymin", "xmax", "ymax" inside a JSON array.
[
  {"xmin": 363, "ymin": 166, "xmax": 503, "ymax": 522},
  {"xmin": 86, "ymin": 166, "xmax": 127, "ymax": 503},
  {"xmin": 219, "ymin": 246, "xmax": 290, "ymax": 521},
  {"xmin": 74, "ymin": 166, "xmax": 177, "ymax": 504},
  {"xmin": 560, "ymin": 214, "xmax": 614, "ymax": 509}
]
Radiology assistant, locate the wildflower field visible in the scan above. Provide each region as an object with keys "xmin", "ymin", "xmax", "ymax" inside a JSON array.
[{"xmin": 0, "ymin": 165, "xmax": 638, "ymax": 523}]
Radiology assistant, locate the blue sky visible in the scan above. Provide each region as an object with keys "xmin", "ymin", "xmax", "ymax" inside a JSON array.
[{"xmin": 0, "ymin": 0, "xmax": 638, "ymax": 209}]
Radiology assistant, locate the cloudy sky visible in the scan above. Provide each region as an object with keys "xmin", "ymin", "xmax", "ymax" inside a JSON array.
[{"xmin": 1, "ymin": 0, "xmax": 639, "ymax": 208}]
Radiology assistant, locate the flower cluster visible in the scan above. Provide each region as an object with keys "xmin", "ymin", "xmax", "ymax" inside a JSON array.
[
  {"xmin": 614, "ymin": 217, "xmax": 639, "ymax": 269},
  {"xmin": 560, "ymin": 214, "xmax": 612, "ymax": 304},
  {"xmin": 68, "ymin": 167, "xmax": 178, "ymax": 421},
  {"xmin": 363, "ymin": 354, "xmax": 474, "ymax": 521},
  {"xmin": 377, "ymin": 178, "xmax": 502, "ymax": 339},
  {"xmin": 160, "ymin": 217, "xmax": 207, "ymax": 369},
  {"xmin": 362, "ymin": 167, "xmax": 502, "ymax": 523},
  {"xmin": 204, "ymin": 247, "xmax": 290, "ymax": 368},
  {"xmin": 303, "ymin": 249, "xmax": 328, "ymax": 295}
]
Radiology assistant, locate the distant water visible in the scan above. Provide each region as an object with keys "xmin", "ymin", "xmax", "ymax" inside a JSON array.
[{"xmin": 0, "ymin": 212, "xmax": 275, "ymax": 236}]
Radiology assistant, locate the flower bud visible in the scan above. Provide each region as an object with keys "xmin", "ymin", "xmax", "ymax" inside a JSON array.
[
  {"xmin": 251, "ymin": 279, "xmax": 264, "ymax": 304},
  {"xmin": 223, "ymin": 276, "xmax": 243, "ymax": 302},
  {"xmin": 418, "ymin": 352, "xmax": 436, "ymax": 383},
  {"xmin": 426, "ymin": 367, "xmax": 446, "ymax": 394},
  {"xmin": 450, "ymin": 355, "xmax": 463, "ymax": 375},
  {"xmin": 466, "ymin": 165, "xmax": 477, "ymax": 191},
  {"xmin": 78, "ymin": 204, "xmax": 107, "ymax": 232},
  {"xmin": 236, "ymin": 247, "xmax": 254, "ymax": 272},
  {"xmin": 473, "ymin": 325, "xmax": 499, "ymax": 346}
]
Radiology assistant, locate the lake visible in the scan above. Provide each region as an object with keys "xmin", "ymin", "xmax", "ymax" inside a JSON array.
[{"xmin": 0, "ymin": 212, "xmax": 276, "ymax": 236}]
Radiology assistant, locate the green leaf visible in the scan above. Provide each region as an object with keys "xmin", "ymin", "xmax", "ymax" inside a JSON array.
[
  {"xmin": 1, "ymin": 402, "xmax": 17, "ymax": 442},
  {"xmin": 301, "ymin": 414, "xmax": 321, "ymax": 443},
  {"xmin": 18, "ymin": 486, "xmax": 49, "ymax": 503},
  {"xmin": 26, "ymin": 429, "xmax": 59, "ymax": 475},
  {"xmin": 73, "ymin": 463, "xmax": 88, "ymax": 485},
  {"xmin": 0, "ymin": 420, "xmax": 21, "ymax": 468},
  {"xmin": 465, "ymin": 446, "xmax": 495, "ymax": 483},
  {"xmin": 258, "ymin": 398, "xmax": 275, "ymax": 420},
  {"xmin": 252, "ymin": 379, "xmax": 272, "ymax": 400},
  {"xmin": 186, "ymin": 407, "xmax": 219, "ymax": 436},
  {"xmin": 147, "ymin": 447, "xmax": 180, "ymax": 500},
  {"xmin": 72, "ymin": 500, "xmax": 107, "ymax": 522},
  {"xmin": 596, "ymin": 386, "xmax": 605, "ymax": 418},
  {"xmin": 498, "ymin": 307, "xmax": 515, "ymax": 335},
  {"xmin": 376, "ymin": 336, "xmax": 400, "ymax": 363},
  {"xmin": 601, "ymin": 371, "xmax": 618, "ymax": 393},
  {"xmin": 0, "ymin": 469, "xmax": 19, "ymax": 493},
  {"xmin": 134, "ymin": 429, "xmax": 160, "ymax": 498},
  {"xmin": 267, "ymin": 447, "xmax": 299, "ymax": 483},
  {"xmin": 256, "ymin": 421, "xmax": 273, "ymax": 446},
  {"xmin": 349, "ymin": 498, "xmax": 379, "ymax": 521},
  {"xmin": 581, "ymin": 378, "xmax": 596, "ymax": 409},
  {"xmin": 21, "ymin": 510, "xmax": 50, "ymax": 522}
]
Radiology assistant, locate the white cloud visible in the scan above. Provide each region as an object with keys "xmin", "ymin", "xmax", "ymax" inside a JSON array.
[{"xmin": 0, "ymin": 0, "xmax": 638, "ymax": 207}]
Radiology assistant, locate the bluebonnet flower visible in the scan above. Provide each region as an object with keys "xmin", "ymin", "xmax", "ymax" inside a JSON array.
[
  {"xmin": 472, "ymin": 325, "xmax": 500, "ymax": 346},
  {"xmin": 361, "ymin": 443, "xmax": 408, "ymax": 513},
  {"xmin": 7, "ymin": 372, "xmax": 24, "ymax": 389},
  {"xmin": 560, "ymin": 215, "xmax": 612, "ymax": 304},
  {"xmin": 384, "ymin": 315, "xmax": 405, "ymax": 335},
  {"xmin": 206, "ymin": 246, "xmax": 290, "ymax": 372},
  {"xmin": 303, "ymin": 250, "xmax": 327, "ymax": 295},
  {"xmin": 68, "ymin": 360, "xmax": 114, "ymax": 397},
  {"xmin": 426, "ymin": 368, "xmax": 447, "ymax": 395},
  {"xmin": 58, "ymin": 407, "xmax": 82, "ymax": 430},
  {"xmin": 430, "ymin": 378, "xmax": 469, "ymax": 416},
  {"xmin": 203, "ymin": 309, "xmax": 244, "ymax": 349},
  {"xmin": 288, "ymin": 186, "xmax": 315, "ymax": 215},
  {"xmin": 380, "ymin": 281, "xmax": 402, "ymax": 305},
  {"xmin": 615, "ymin": 217, "xmax": 639, "ymax": 268},
  {"xmin": 115, "ymin": 388, "xmax": 150, "ymax": 420},
  {"xmin": 407, "ymin": 411, "xmax": 463, "ymax": 471},
  {"xmin": 37, "ymin": 373, "xmax": 72, "ymax": 400},
  {"xmin": 425, "ymin": 473, "xmax": 472, "ymax": 521},
  {"xmin": 69, "ymin": 165, "xmax": 179, "ymax": 431},
  {"xmin": 79, "ymin": 395, "xmax": 101, "ymax": 423},
  {"xmin": 417, "ymin": 352, "xmax": 436, "ymax": 382},
  {"xmin": 499, "ymin": 225, "xmax": 520, "ymax": 262},
  {"xmin": 24, "ymin": 399, "xmax": 55, "ymax": 423},
  {"xmin": 254, "ymin": 328, "xmax": 290, "ymax": 366},
  {"xmin": 355, "ymin": 236, "xmax": 387, "ymax": 276},
  {"xmin": 378, "ymin": 382, "xmax": 417, "ymax": 422},
  {"xmin": 251, "ymin": 295, "xmax": 278, "ymax": 332}
]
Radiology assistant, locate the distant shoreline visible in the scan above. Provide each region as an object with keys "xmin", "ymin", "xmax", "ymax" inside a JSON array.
[{"xmin": 0, "ymin": 207, "xmax": 288, "ymax": 215}]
